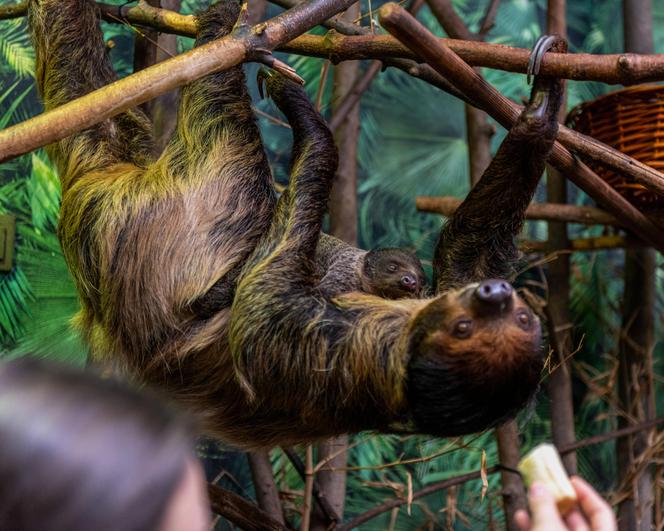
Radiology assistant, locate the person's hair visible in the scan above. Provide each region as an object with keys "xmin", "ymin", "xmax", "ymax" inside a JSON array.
[{"xmin": 0, "ymin": 357, "xmax": 196, "ymax": 531}]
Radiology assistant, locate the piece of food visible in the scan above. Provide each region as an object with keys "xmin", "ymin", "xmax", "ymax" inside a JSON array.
[{"xmin": 518, "ymin": 443, "xmax": 578, "ymax": 514}]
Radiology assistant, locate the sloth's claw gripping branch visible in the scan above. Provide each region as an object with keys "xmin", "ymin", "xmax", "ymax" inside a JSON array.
[
  {"xmin": 251, "ymin": 49, "xmax": 305, "ymax": 86},
  {"xmin": 526, "ymin": 35, "xmax": 567, "ymax": 122},
  {"xmin": 526, "ymin": 34, "xmax": 565, "ymax": 84}
]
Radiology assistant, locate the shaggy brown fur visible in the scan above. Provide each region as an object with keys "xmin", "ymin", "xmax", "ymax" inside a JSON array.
[
  {"xmin": 31, "ymin": 0, "xmax": 564, "ymax": 447},
  {"xmin": 227, "ymin": 63, "xmax": 562, "ymax": 444}
]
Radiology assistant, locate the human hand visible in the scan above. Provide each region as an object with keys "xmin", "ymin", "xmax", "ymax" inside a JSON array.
[{"xmin": 514, "ymin": 476, "xmax": 617, "ymax": 531}]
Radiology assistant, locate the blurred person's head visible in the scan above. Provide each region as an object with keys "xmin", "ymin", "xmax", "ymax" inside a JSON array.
[{"xmin": 0, "ymin": 357, "xmax": 210, "ymax": 531}]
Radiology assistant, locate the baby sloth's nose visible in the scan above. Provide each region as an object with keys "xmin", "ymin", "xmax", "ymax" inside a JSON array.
[
  {"xmin": 473, "ymin": 279, "xmax": 514, "ymax": 314},
  {"xmin": 401, "ymin": 274, "xmax": 418, "ymax": 291}
]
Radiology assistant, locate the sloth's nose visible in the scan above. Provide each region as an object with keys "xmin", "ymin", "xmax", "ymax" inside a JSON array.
[
  {"xmin": 473, "ymin": 279, "xmax": 514, "ymax": 314},
  {"xmin": 401, "ymin": 275, "xmax": 418, "ymax": 290}
]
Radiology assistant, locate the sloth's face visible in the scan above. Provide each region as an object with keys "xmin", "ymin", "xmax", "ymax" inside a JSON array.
[
  {"xmin": 363, "ymin": 248, "xmax": 426, "ymax": 299},
  {"xmin": 404, "ymin": 280, "xmax": 543, "ymax": 437}
]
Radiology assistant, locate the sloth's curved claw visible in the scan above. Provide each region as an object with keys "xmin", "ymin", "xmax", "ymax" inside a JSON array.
[
  {"xmin": 526, "ymin": 34, "xmax": 567, "ymax": 85},
  {"xmin": 251, "ymin": 49, "xmax": 305, "ymax": 87},
  {"xmin": 524, "ymin": 34, "xmax": 567, "ymax": 121},
  {"xmin": 256, "ymin": 67, "xmax": 272, "ymax": 99}
]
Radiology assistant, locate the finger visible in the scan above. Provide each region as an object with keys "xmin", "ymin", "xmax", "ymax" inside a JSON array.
[
  {"xmin": 564, "ymin": 510, "xmax": 590, "ymax": 531},
  {"xmin": 529, "ymin": 482, "xmax": 566, "ymax": 528},
  {"xmin": 570, "ymin": 477, "xmax": 617, "ymax": 531},
  {"xmin": 514, "ymin": 509, "xmax": 532, "ymax": 531}
]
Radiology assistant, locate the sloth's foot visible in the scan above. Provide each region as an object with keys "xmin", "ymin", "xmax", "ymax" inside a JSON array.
[
  {"xmin": 524, "ymin": 35, "xmax": 567, "ymax": 124},
  {"xmin": 256, "ymin": 66, "xmax": 303, "ymax": 103}
]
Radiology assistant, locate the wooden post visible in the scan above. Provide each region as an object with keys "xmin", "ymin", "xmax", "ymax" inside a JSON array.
[
  {"xmin": 424, "ymin": 3, "xmax": 526, "ymax": 528},
  {"xmin": 545, "ymin": 0, "xmax": 577, "ymax": 475},
  {"xmin": 618, "ymin": 2, "xmax": 657, "ymax": 529},
  {"xmin": 312, "ymin": 5, "xmax": 360, "ymax": 529}
]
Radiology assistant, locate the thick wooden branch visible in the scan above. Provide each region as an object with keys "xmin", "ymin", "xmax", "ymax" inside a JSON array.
[
  {"xmin": 0, "ymin": 0, "xmax": 358, "ymax": 162},
  {"xmin": 2, "ymin": 2, "xmax": 663, "ymax": 224},
  {"xmin": 378, "ymin": 3, "xmax": 664, "ymax": 253},
  {"xmin": 208, "ymin": 484, "xmax": 288, "ymax": 531},
  {"xmin": 4, "ymin": 2, "xmax": 663, "ymax": 202},
  {"xmin": 416, "ymin": 196, "xmax": 622, "ymax": 226},
  {"xmin": 523, "ymin": 235, "xmax": 640, "ymax": 252},
  {"xmin": 4, "ymin": 1, "xmax": 664, "ymax": 85}
]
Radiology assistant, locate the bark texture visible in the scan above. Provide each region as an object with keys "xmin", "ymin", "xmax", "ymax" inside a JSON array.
[
  {"xmin": 618, "ymin": 2, "xmax": 656, "ymax": 529},
  {"xmin": 545, "ymin": 0, "xmax": 577, "ymax": 475},
  {"xmin": 313, "ymin": 6, "xmax": 360, "ymax": 528}
]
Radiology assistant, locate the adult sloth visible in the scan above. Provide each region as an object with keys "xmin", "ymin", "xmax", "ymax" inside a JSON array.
[{"xmin": 30, "ymin": 0, "xmax": 563, "ymax": 447}]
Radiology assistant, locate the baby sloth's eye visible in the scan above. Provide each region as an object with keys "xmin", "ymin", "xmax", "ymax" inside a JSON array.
[
  {"xmin": 516, "ymin": 310, "xmax": 532, "ymax": 329},
  {"xmin": 388, "ymin": 264, "xmax": 398, "ymax": 272},
  {"xmin": 452, "ymin": 320, "xmax": 472, "ymax": 339}
]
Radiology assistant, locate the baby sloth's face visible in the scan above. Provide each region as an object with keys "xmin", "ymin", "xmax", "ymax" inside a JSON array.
[
  {"xmin": 405, "ymin": 279, "xmax": 544, "ymax": 437},
  {"xmin": 363, "ymin": 248, "xmax": 426, "ymax": 299}
]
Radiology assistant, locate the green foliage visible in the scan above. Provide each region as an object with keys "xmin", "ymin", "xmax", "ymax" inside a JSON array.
[
  {"xmin": 0, "ymin": 19, "xmax": 34, "ymax": 79},
  {"xmin": 0, "ymin": 1, "xmax": 662, "ymax": 528}
]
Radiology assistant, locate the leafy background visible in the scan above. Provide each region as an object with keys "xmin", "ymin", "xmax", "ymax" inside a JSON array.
[{"xmin": 0, "ymin": 0, "xmax": 663, "ymax": 528}]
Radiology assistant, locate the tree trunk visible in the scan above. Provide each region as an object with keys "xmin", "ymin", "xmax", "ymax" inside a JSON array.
[
  {"xmin": 326, "ymin": 2, "xmax": 361, "ymax": 244},
  {"xmin": 427, "ymin": 2, "xmax": 530, "ymax": 525},
  {"xmin": 132, "ymin": 0, "xmax": 161, "ymax": 120},
  {"xmin": 247, "ymin": 451, "xmax": 286, "ymax": 525},
  {"xmin": 496, "ymin": 421, "xmax": 527, "ymax": 531},
  {"xmin": 464, "ymin": 104, "xmax": 493, "ymax": 187},
  {"xmin": 618, "ymin": 2, "xmax": 656, "ymax": 530},
  {"xmin": 312, "ymin": 4, "xmax": 360, "ymax": 529},
  {"xmin": 150, "ymin": 0, "xmax": 181, "ymax": 155},
  {"xmin": 545, "ymin": 0, "xmax": 577, "ymax": 475}
]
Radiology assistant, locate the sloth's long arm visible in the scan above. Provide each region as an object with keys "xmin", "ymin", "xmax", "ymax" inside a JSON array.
[
  {"xmin": 243, "ymin": 71, "xmax": 338, "ymax": 276},
  {"xmin": 433, "ymin": 37, "xmax": 566, "ymax": 292},
  {"xmin": 28, "ymin": 0, "xmax": 154, "ymax": 189}
]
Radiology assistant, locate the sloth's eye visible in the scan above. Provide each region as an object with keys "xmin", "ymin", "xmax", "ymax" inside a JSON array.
[
  {"xmin": 453, "ymin": 320, "xmax": 472, "ymax": 339},
  {"xmin": 388, "ymin": 264, "xmax": 398, "ymax": 272},
  {"xmin": 516, "ymin": 310, "xmax": 531, "ymax": 329}
]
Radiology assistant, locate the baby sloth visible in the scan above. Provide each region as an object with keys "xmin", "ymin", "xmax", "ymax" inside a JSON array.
[
  {"xmin": 363, "ymin": 247, "xmax": 425, "ymax": 298},
  {"xmin": 317, "ymin": 235, "xmax": 426, "ymax": 299}
]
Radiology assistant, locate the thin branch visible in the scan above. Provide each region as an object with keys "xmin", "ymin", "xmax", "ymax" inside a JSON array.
[
  {"xmin": 478, "ymin": 0, "xmax": 501, "ymax": 36},
  {"xmin": 301, "ymin": 445, "xmax": 315, "ymax": 531},
  {"xmin": 426, "ymin": 0, "xmax": 475, "ymax": 41},
  {"xmin": 416, "ymin": 196, "xmax": 622, "ymax": 226},
  {"xmin": 207, "ymin": 483, "xmax": 289, "ymax": 531},
  {"xmin": 328, "ymin": 0, "xmax": 424, "ymax": 132},
  {"xmin": 328, "ymin": 61, "xmax": 382, "ymax": 130},
  {"xmin": 559, "ymin": 416, "xmax": 664, "ymax": 455},
  {"xmin": 337, "ymin": 467, "xmax": 500, "ymax": 530},
  {"xmin": 378, "ymin": 3, "xmax": 664, "ymax": 253},
  {"xmin": 283, "ymin": 448, "xmax": 341, "ymax": 525},
  {"xmin": 339, "ymin": 416, "xmax": 664, "ymax": 530},
  {"xmin": 0, "ymin": 0, "xmax": 358, "ymax": 162}
]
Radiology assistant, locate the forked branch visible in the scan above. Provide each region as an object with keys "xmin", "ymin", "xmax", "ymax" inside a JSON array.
[
  {"xmin": 0, "ymin": 0, "xmax": 358, "ymax": 162},
  {"xmin": 3, "ymin": 1, "xmax": 664, "ymax": 84},
  {"xmin": 378, "ymin": 3, "xmax": 664, "ymax": 253}
]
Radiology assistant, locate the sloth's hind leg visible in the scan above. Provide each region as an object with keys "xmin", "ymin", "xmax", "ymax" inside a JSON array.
[{"xmin": 28, "ymin": 0, "xmax": 153, "ymax": 187}]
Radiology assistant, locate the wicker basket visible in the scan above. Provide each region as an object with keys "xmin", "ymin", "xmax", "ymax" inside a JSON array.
[{"xmin": 567, "ymin": 84, "xmax": 664, "ymax": 207}]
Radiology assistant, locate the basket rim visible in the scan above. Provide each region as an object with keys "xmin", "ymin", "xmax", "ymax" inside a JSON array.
[{"xmin": 569, "ymin": 83, "xmax": 664, "ymax": 116}]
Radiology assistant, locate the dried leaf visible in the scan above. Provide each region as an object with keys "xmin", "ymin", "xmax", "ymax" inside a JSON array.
[
  {"xmin": 480, "ymin": 449, "xmax": 488, "ymax": 501},
  {"xmin": 407, "ymin": 471, "xmax": 413, "ymax": 516}
]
